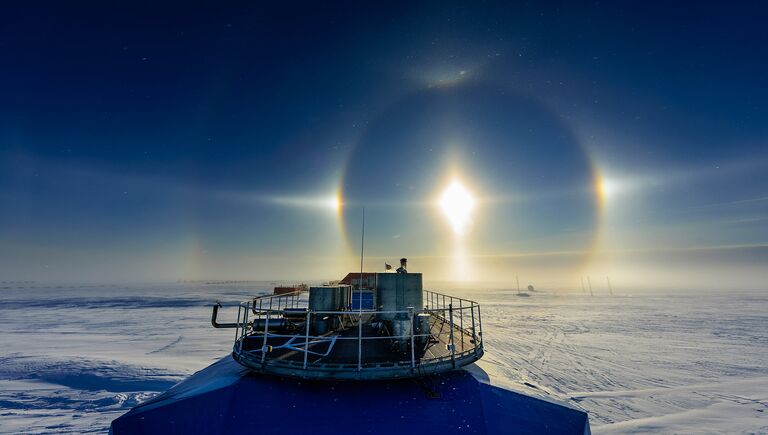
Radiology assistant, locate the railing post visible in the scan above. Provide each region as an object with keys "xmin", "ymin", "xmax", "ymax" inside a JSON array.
[
  {"xmin": 242, "ymin": 302, "xmax": 250, "ymax": 344},
  {"xmin": 357, "ymin": 311, "xmax": 363, "ymax": 371},
  {"xmin": 477, "ymin": 304, "xmax": 483, "ymax": 344},
  {"xmin": 303, "ymin": 311, "xmax": 310, "ymax": 369},
  {"xmin": 261, "ymin": 310, "xmax": 270, "ymax": 364},
  {"xmin": 470, "ymin": 303, "xmax": 478, "ymax": 357},
  {"xmin": 448, "ymin": 303, "xmax": 456, "ymax": 368},
  {"xmin": 234, "ymin": 304, "xmax": 242, "ymax": 346},
  {"xmin": 238, "ymin": 305, "xmax": 243, "ymax": 345},
  {"xmin": 459, "ymin": 299, "xmax": 464, "ymax": 352},
  {"xmin": 409, "ymin": 307, "xmax": 415, "ymax": 369}
]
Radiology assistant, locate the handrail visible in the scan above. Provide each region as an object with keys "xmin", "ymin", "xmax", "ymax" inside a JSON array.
[
  {"xmin": 211, "ymin": 302, "xmax": 240, "ymax": 328},
  {"xmin": 214, "ymin": 289, "xmax": 483, "ymax": 379},
  {"xmin": 239, "ymin": 306, "xmax": 477, "ymax": 316},
  {"xmin": 251, "ymin": 290, "xmax": 302, "ymax": 314}
]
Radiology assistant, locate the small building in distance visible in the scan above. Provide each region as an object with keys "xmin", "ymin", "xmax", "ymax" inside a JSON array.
[{"xmin": 273, "ymin": 284, "xmax": 308, "ymax": 295}]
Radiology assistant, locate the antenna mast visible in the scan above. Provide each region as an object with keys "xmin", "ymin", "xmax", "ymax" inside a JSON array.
[{"xmin": 359, "ymin": 208, "xmax": 365, "ymax": 311}]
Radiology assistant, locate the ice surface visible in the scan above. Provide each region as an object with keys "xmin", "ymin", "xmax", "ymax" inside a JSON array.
[{"xmin": 0, "ymin": 283, "xmax": 765, "ymax": 434}]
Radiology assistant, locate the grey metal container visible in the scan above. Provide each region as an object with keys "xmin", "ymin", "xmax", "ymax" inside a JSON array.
[
  {"xmin": 309, "ymin": 286, "xmax": 341, "ymax": 334},
  {"xmin": 375, "ymin": 273, "xmax": 423, "ymax": 320},
  {"xmin": 337, "ymin": 285, "xmax": 351, "ymax": 309},
  {"xmin": 414, "ymin": 313, "xmax": 431, "ymax": 349},
  {"xmin": 309, "ymin": 286, "xmax": 339, "ymax": 311},
  {"xmin": 390, "ymin": 318, "xmax": 412, "ymax": 352}
]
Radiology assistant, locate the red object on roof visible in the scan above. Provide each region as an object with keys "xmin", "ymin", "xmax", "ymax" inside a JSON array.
[{"xmin": 339, "ymin": 272, "xmax": 377, "ymax": 286}]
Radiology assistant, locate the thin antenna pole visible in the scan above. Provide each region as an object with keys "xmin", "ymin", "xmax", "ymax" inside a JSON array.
[
  {"xmin": 516, "ymin": 275, "xmax": 520, "ymax": 295},
  {"xmin": 359, "ymin": 207, "xmax": 365, "ymax": 311},
  {"xmin": 587, "ymin": 276, "xmax": 593, "ymax": 296},
  {"xmin": 606, "ymin": 276, "xmax": 613, "ymax": 296},
  {"xmin": 580, "ymin": 276, "xmax": 586, "ymax": 294},
  {"xmin": 357, "ymin": 207, "xmax": 365, "ymax": 371}
]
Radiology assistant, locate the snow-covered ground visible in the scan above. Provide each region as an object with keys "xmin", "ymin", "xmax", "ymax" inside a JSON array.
[{"xmin": 0, "ymin": 283, "xmax": 765, "ymax": 434}]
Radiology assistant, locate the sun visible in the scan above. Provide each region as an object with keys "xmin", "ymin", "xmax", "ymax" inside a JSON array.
[
  {"xmin": 327, "ymin": 193, "xmax": 341, "ymax": 212},
  {"xmin": 599, "ymin": 177, "xmax": 616, "ymax": 198},
  {"xmin": 439, "ymin": 180, "xmax": 475, "ymax": 235}
]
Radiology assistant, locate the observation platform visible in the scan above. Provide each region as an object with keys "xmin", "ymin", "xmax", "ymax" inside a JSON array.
[{"xmin": 214, "ymin": 289, "xmax": 484, "ymax": 380}]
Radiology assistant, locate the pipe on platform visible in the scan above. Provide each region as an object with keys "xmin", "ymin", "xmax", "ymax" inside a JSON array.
[
  {"xmin": 211, "ymin": 302, "xmax": 240, "ymax": 328},
  {"xmin": 251, "ymin": 318, "xmax": 288, "ymax": 331}
]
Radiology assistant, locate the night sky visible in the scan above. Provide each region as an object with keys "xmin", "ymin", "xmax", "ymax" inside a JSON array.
[{"xmin": 2, "ymin": 2, "xmax": 767, "ymax": 288}]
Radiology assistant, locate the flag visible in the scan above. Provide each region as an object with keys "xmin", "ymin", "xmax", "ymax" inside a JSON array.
[{"xmin": 385, "ymin": 263, "xmax": 392, "ymax": 271}]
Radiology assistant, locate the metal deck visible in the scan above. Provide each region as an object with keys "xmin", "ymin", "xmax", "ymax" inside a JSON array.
[
  {"xmin": 235, "ymin": 312, "xmax": 482, "ymax": 379},
  {"xmin": 217, "ymin": 290, "xmax": 484, "ymax": 380}
]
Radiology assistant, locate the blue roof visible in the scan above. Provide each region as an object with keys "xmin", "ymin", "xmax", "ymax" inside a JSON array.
[{"xmin": 111, "ymin": 356, "xmax": 590, "ymax": 435}]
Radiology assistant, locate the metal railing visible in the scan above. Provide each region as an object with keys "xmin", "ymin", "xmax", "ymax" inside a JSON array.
[{"xmin": 214, "ymin": 290, "xmax": 483, "ymax": 380}]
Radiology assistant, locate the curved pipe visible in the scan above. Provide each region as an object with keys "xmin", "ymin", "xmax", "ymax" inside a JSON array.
[{"xmin": 211, "ymin": 302, "xmax": 240, "ymax": 328}]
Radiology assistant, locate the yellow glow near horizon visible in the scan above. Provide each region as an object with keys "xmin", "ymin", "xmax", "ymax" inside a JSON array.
[{"xmin": 439, "ymin": 180, "xmax": 475, "ymax": 235}]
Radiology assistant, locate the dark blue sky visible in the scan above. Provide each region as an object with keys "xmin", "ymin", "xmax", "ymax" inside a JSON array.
[{"xmin": 2, "ymin": 2, "xmax": 767, "ymax": 286}]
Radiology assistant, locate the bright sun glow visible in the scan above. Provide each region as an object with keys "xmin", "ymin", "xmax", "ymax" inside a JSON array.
[
  {"xmin": 327, "ymin": 194, "xmax": 341, "ymax": 212},
  {"xmin": 439, "ymin": 180, "xmax": 475, "ymax": 235},
  {"xmin": 599, "ymin": 176, "xmax": 617, "ymax": 198}
]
